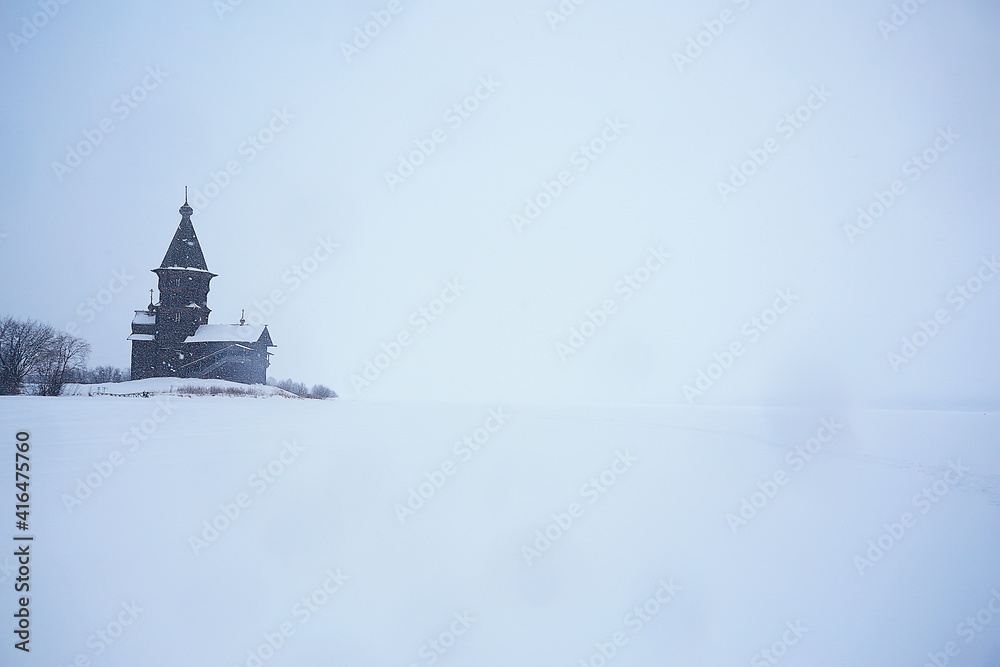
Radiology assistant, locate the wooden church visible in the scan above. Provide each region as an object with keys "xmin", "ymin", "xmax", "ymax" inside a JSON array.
[{"xmin": 129, "ymin": 194, "xmax": 275, "ymax": 384}]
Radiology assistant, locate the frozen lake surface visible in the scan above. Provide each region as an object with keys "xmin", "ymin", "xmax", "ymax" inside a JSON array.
[{"xmin": 2, "ymin": 395, "xmax": 999, "ymax": 666}]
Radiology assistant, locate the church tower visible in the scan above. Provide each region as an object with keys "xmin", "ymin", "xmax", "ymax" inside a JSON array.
[
  {"xmin": 129, "ymin": 191, "xmax": 275, "ymax": 384},
  {"xmin": 151, "ymin": 193, "xmax": 216, "ymax": 344}
]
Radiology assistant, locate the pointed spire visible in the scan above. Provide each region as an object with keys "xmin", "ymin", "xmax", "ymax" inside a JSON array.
[
  {"xmin": 179, "ymin": 186, "xmax": 193, "ymax": 218},
  {"xmin": 149, "ymin": 288, "xmax": 155, "ymax": 309},
  {"xmin": 161, "ymin": 193, "xmax": 209, "ymax": 270},
  {"xmin": 240, "ymin": 309, "xmax": 246, "ymax": 326}
]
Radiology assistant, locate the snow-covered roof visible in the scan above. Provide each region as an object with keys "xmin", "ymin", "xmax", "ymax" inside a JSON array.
[
  {"xmin": 156, "ymin": 266, "xmax": 216, "ymax": 274},
  {"xmin": 127, "ymin": 333, "xmax": 155, "ymax": 341},
  {"xmin": 185, "ymin": 324, "xmax": 267, "ymax": 343},
  {"xmin": 132, "ymin": 311, "xmax": 155, "ymax": 325}
]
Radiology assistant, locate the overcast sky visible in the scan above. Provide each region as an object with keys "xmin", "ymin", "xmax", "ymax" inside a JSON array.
[{"xmin": 1, "ymin": 0, "xmax": 998, "ymax": 408}]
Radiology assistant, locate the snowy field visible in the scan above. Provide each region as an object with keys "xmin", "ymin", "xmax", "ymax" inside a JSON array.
[{"xmin": 1, "ymin": 396, "xmax": 999, "ymax": 666}]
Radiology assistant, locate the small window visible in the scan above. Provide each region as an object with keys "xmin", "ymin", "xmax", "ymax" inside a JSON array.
[{"xmin": 174, "ymin": 313, "xmax": 181, "ymax": 323}]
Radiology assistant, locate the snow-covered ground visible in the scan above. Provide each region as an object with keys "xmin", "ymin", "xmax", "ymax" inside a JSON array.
[
  {"xmin": 2, "ymin": 397, "xmax": 999, "ymax": 666},
  {"xmin": 61, "ymin": 378, "xmax": 299, "ymax": 399}
]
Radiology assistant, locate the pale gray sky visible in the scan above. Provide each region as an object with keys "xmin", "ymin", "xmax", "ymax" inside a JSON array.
[{"xmin": 1, "ymin": 0, "xmax": 998, "ymax": 407}]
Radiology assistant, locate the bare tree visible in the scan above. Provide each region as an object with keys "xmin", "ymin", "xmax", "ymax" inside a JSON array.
[
  {"xmin": 37, "ymin": 332, "xmax": 91, "ymax": 396},
  {"xmin": 271, "ymin": 378, "xmax": 337, "ymax": 399},
  {"xmin": 310, "ymin": 384, "xmax": 335, "ymax": 399},
  {"xmin": 0, "ymin": 317, "xmax": 54, "ymax": 395},
  {"xmin": 88, "ymin": 365, "xmax": 128, "ymax": 383},
  {"xmin": 276, "ymin": 378, "xmax": 309, "ymax": 397}
]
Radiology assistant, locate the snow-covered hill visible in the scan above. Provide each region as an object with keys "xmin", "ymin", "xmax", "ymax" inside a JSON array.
[
  {"xmin": 61, "ymin": 378, "xmax": 301, "ymax": 399},
  {"xmin": 2, "ymin": 398, "xmax": 999, "ymax": 666}
]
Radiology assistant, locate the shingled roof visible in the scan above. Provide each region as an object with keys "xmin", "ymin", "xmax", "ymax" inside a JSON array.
[{"xmin": 159, "ymin": 198, "xmax": 210, "ymax": 271}]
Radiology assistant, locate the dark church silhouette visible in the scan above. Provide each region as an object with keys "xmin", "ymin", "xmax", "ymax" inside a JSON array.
[{"xmin": 129, "ymin": 194, "xmax": 275, "ymax": 384}]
